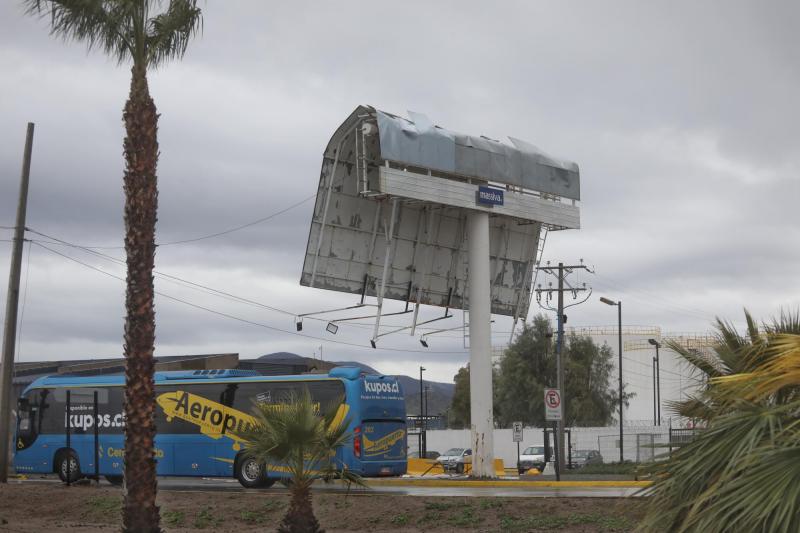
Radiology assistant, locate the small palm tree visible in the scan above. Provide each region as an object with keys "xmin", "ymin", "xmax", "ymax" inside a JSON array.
[
  {"xmin": 639, "ymin": 310, "xmax": 800, "ymax": 532},
  {"xmin": 237, "ymin": 389, "xmax": 364, "ymax": 533},
  {"xmin": 23, "ymin": 2, "xmax": 202, "ymax": 531}
]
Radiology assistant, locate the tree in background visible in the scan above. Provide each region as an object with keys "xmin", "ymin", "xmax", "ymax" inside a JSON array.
[
  {"xmin": 463, "ymin": 314, "xmax": 625, "ymax": 428},
  {"xmin": 449, "ymin": 366, "xmax": 471, "ymax": 428},
  {"xmin": 23, "ymin": 2, "xmax": 202, "ymax": 531},
  {"xmin": 448, "ymin": 365, "xmax": 501, "ymax": 429},
  {"xmin": 563, "ymin": 334, "xmax": 617, "ymax": 426},
  {"xmin": 639, "ymin": 310, "xmax": 800, "ymax": 532},
  {"xmin": 494, "ymin": 315, "xmax": 556, "ymax": 426}
]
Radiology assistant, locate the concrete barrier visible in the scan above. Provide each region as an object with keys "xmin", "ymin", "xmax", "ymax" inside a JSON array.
[
  {"xmin": 463, "ymin": 458, "xmax": 505, "ymax": 477},
  {"xmin": 406, "ymin": 458, "xmax": 444, "ymax": 476}
]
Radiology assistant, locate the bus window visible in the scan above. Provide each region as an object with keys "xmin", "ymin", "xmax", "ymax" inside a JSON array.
[{"xmin": 220, "ymin": 384, "xmax": 238, "ymax": 407}]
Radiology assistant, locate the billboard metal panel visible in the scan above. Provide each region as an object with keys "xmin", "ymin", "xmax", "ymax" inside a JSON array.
[{"xmin": 300, "ymin": 105, "xmax": 580, "ymax": 319}]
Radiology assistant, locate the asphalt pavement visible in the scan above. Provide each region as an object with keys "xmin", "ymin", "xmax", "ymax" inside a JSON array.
[{"xmin": 11, "ymin": 475, "xmax": 643, "ymax": 498}]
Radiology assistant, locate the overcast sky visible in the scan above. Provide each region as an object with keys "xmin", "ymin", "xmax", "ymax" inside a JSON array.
[{"xmin": 1, "ymin": 2, "xmax": 798, "ymax": 418}]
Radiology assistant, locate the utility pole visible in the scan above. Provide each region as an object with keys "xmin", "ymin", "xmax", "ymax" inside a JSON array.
[
  {"xmin": 0, "ymin": 123, "xmax": 34, "ymax": 483},
  {"xmin": 535, "ymin": 261, "xmax": 592, "ymax": 472}
]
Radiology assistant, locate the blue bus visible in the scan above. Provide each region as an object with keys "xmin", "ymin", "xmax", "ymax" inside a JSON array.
[{"xmin": 14, "ymin": 366, "xmax": 407, "ymax": 487}]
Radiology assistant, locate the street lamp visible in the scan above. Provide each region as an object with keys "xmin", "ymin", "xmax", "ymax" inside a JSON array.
[
  {"xmin": 648, "ymin": 339, "xmax": 661, "ymax": 426},
  {"xmin": 600, "ymin": 296, "xmax": 624, "ymax": 463},
  {"xmin": 419, "ymin": 366, "xmax": 426, "ymax": 456}
]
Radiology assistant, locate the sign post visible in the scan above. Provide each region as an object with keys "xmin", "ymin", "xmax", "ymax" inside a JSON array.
[
  {"xmin": 544, "ymin": 388, "xmax": 562, "ymax": 481},
  {"xmin": 512, "ymin": 421, "xmax": 523, "ymax": 473}
]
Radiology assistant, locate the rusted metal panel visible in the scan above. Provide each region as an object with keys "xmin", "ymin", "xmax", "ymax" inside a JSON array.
[{"xmin": 300, "ymin": 106, "xmax": 580, "ymax": 318}]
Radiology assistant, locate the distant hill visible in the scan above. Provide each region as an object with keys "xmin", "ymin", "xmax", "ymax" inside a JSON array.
[{"xmin": 254, "ymin": 352, "xmax": 454, "ymax": 416}]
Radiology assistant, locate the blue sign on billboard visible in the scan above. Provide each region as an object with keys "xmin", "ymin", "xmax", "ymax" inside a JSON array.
[{"xmin": 476, "ymin": 186, "xmax": 504, "ymax": 206}]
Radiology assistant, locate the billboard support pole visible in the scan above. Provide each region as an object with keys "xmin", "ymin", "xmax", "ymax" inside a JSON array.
[{"xmin": 467, "ymin": 210, "xmax": 495, "ymax": 478}]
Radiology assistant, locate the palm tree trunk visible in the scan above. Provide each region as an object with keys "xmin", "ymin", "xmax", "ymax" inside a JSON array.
[
  {"xmin": 121, "ymin": 62, "xmax": 161, "ymax": 533},
  {"xmin": 278, "ymin": 482, "xmax": 322, "ymax": 533}
]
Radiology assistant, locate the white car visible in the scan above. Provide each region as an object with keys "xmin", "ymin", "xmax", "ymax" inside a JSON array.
[
  {"xmin": 438, "ymin": 447, "xmax": 472, "ymax": 473},
  {"xmin": 518, "ymin": 445, "xmax": 546, "ymax": 474}
]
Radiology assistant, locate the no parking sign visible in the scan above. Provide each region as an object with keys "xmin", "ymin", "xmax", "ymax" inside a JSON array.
[{"xmin": 544, "ymin": 388, "xmax": 562, "ymax": 421}]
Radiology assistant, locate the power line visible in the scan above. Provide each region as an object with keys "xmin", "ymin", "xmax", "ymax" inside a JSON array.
[
  {"xmin": 31, "ymin": 241, "xmax": 468, "ymax": 355},
  {"xmin": 26, "ymin": 230, "xmax": 462, "ymax": 333},
  {"xmin": 593, "ymin": 273, "xmax": 715, "ymax": 322},
  {"xmin": 158, "ymin": 193, "xmax": 316, "ymax": 246},
  {"xmin": 23, "ymin": 192, "xmax": 316, "ymax": 250}
]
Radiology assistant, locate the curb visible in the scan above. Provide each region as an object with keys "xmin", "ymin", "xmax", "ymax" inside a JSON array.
[{"xmin": 363, "ymin": 478, "xmax": 652, "ymax": 488}]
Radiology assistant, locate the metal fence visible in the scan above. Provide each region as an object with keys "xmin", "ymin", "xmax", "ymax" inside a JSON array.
[{"xmin": 419, "ymin": 423, "xmax": 702, "ymax": 466}]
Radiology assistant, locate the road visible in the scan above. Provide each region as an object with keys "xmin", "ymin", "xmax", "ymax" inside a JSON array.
[{"xmin": 13, "ymin": 475, "xmax": 642, "ymax": 498}]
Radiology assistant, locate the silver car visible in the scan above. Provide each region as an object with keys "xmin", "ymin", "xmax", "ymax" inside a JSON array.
[
  {"xmin": 518, "ymin": 445, "xmax": 546, "ymax": 474},
  {"xmin": 438, "ymin": 447, "xmax": 472, "ymax": 473}
]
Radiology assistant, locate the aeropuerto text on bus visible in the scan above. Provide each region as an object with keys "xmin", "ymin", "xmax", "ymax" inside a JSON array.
[{"xmin": 14, "ymin": 366, "xmax": 407, "ymax": 487}]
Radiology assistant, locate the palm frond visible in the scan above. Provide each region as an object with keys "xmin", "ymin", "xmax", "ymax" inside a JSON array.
[
  {"xmin": 234, "ymin": 387, "xmax": 363, "ymax": 491},
  {"xmin": 667, "ymin": 339, "xmax": 722, "ymax": 378},
  {"xmin": 640, "ymin": 312, "xmax": 800, "ymax": 532},
  {"xmin": 23, "ymin": 0, "xmax": 138, "ymax": 64},
  {"xmin": 719, "ymin": 334, "xmax": 800, "ymax": 401},
  {"xmin": 24, "ymin": 0, "xmax": 203, "ymax": 68},
  {"xmin": 146, "ymin": 0, "xmax": 202, "ymax": 68}
]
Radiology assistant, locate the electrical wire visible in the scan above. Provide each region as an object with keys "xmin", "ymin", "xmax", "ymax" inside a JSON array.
[
  {"xmin": 26, "ymin": 229, "xmax": 463, "ymax": 333},
  {"xmin": 158, "ymin": 193, "xmax": 316, "ymax": 246},
  {"xmin": 13, "ymin": 242, "xmax": 32, "ymax": 373},
  {"xmin": 593, "ymin": 273, "xmax": 715, "ymax": 322},
  {"xmin": 23, "ymin": 192, "xmax": 316, "ymax": 250},
  {"xmin": 31, "ymin": 241, "xmax": 468, "ymax": 355}
]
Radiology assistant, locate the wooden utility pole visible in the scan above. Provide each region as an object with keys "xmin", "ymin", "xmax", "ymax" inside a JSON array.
[{"xmin": 0, "ymin": 123, "xmax": 34, "ymax": 483}]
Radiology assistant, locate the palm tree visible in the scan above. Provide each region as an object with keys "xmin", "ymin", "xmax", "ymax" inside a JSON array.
[
  {"xmin": 639, "ymin": 310, "xmax": 800, "ymax": 532},
  {"xmin": 236, "ymin": 389, "xmax": 364, "ymax": 533},
  {"xmin": 23, "ymin": 2, "xmax": 202, "ymax": 531}
]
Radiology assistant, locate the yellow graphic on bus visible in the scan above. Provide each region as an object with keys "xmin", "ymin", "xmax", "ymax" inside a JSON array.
[
  {"xmin": 157, "ymin": 391, "xmax": 256, "ymax": 451},
  {"xmin": 362, "ymin": 428, "xmax": 405, "ymax": 457},
  {"xmin": 156, "ymin": 391, "xmax": 351, "ymax": 452}
]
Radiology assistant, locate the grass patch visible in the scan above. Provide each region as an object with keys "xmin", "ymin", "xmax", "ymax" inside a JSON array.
[
  {"xmin": 479, "ymin": 498, "xmax": 504, "ymax": 510},
  {"xmin": 500, "ymin": 513, "xmax": 635, "ymax": 531},
  {"xmin": 417, "ymin": 511, "xmax": 442, "ymax": 524},
  {"xmin": 84, "ymin": 495, "xmax": 120, "ymax": 518},
  {"xmin": 424, "ymin": 501, "xmax": 457, "ymax": 511},
  {"xmin": 162, "ymin": 510, "xmax": 185, "ymax": 527},
  {"xmin": 193, "ymin": 507, "xmax": 223, "ymax": 529},
  {"xmin": 239, "ymin": 501, "xmax": 282, "ymax": 524},
  {"xmin": 390, "ymin": 513, "xmax": 409, "ymax": 526},
  {"xmin": 446, "ymin": 506, "xmax": 483, "ymax": 528}
]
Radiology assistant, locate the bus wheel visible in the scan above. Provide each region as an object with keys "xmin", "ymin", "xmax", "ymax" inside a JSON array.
[
  {"xmin": 56, "ymin": 450, "xmax": 82, "ymax": 483},
  {"xmin": 236, "ymin": 456, "xmax": 266, "ymax": 488},
  {"xmin": 105, "ymin": 475, "xmax": 124, "ymax": 486}
]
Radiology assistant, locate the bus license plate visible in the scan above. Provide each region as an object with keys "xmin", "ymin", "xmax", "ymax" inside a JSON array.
[{"xmin": 380, "ymin": 467, "xmax": 392, "ymax": 475}]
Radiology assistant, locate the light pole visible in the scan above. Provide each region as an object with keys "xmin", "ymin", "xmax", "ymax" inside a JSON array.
[
  {"xmin": 600, "ymin": 297, "xmax": 624, "ymax": 463},
  {"xmin": 424, "ymin": 385, "xmax": 429, "ymax": 428},
  {"xmin": 419, "ymin": 366, "xmax": 426, "ymax": 456},
  {"xmin": 648, "ymin": 339, "xmax": 661, "ymax": 426}
]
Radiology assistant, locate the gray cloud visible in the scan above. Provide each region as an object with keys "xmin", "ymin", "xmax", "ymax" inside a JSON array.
[{"xmin": 1, "ymin": 1, "xmax": 799, "ymax": 396}]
